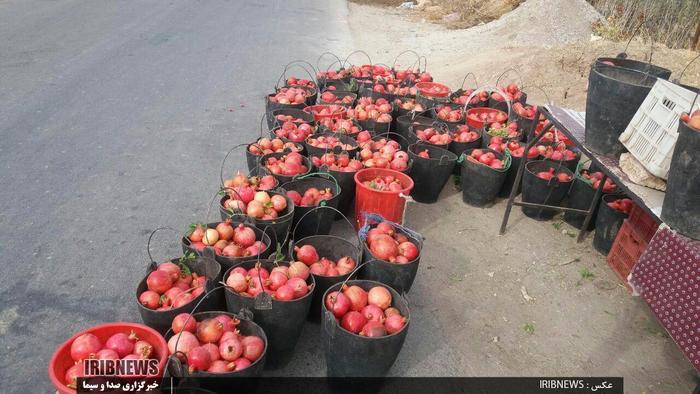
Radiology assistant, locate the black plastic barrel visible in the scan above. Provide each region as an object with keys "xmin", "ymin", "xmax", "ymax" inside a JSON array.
[
  {"xmin": 595, "ymin": 57, "xmax": 671, "ymax": 79},
  {"xmin": 290, "ymin": 232, "xmax": 360, "ymax": 321},
  {"xmin": 407, "ymin": 143, "xmax": 456, "ymax": 203},
  {"xmin": 223, "ymin": 260, "xmax": 314, "ymax": 369},
  {"xmin": 564, "ymin": 177, "xmax": 599, "ymax": 230},
  {"xmin": 165, "ymin": 311, "xmax": 267, "ymax": 379},
  {"xmin": 593, "ymin": 194, "xmax": 629, "ymax": 254},
  {"xmin": 279, "ymin": 176, "xmax": 341, "ymax": 240},
  {"xmin": 321, "ymin": 280, "xmax": 409, "ymax": 377},
  {"xmin": 585, "ymin": 64, "xmax": 657, "ymax": 156},
  {"xmin": 267, "ymin": 108, "xmax": 315, "ymax": 130},
  {"xmin": 358, "ymin": 224, "xmax": 423, "ymax": 294},
  {"xmin": 181, "ymin": 221, "xmax": 273, "ymax": 272},
  {"xmin": 521, "ymin": 160, "xmax": 574, "ymax": 220},
  {"xmin": 258, "ymin": 151, "xmax": 313, "ymax": 186},
  {"xmin": 661, "ymin": 120, "xmax": 700, "ymax": 240},
  {"xmin": 395, "ymin": 112, "xmax": 433, "ymax": 150},
  {"xmin": 219, "ymin": 191, "xmax": 294, "ymax": 250},
  {"xmin": 136, "ymin": 252, "xmax": 222, "ymax": 335},
  {"xmin": 460, "ymin": 148, "xmax": 510, "ymax": 207},
  {"xmin": 303, "ymin": 131, "xmax": 359, "ymax": 159}
]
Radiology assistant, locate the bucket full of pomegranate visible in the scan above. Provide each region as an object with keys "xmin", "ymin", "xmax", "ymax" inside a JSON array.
[{"xmin": 353, "ymin": 168, "xmax": 414, "ymax": 230}]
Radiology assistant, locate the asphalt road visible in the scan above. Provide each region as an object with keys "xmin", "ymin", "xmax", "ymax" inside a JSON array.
[{"xmin": 0, "ymin": 1, "xmax": 357, "ymax": 391}]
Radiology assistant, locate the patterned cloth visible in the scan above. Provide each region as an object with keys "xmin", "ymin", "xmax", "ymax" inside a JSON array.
[{"xmin": 629, "ymin": 225, "xmax": 700, "ymax": 372}]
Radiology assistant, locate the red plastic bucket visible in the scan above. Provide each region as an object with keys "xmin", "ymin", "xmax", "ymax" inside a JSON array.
[
  {"xmin": 466, "ymin": 107, "xmax": 507, "ymax": 129},
  {"xmin": 353, "ymin": 168, "xmax": 414, "ymax": 229},
  {"xmin": 304, "ymin": 105, "xmax": 347, "ymax": 122},
  {"xmin": 49, "ymin": 322, "xmax": 168, "ymax": 394},
  {"xmin": 415, "ymin": 82, "xmax": 450, "ymax": 98}
]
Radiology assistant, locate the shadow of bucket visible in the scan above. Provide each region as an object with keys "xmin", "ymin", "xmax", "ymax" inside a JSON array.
[
  {"xmin": 321, "ymin": 279, "xmax": 409, "ymax": 377},
  {"xmin": 593, "ymin": 194, "xmax": 629, "ymax": 254},
  {"xmin": 137, "ymin": 230, "xmax": 223, "ymax": 335},
  {"xmin": 357, "ymin": 213, "xmax": 424, "ymax": 294},
  {"xmin": 521, "ymin": 160, "xmax": 574, "ymax": 220},
  {"xmin": 459, "ymin": 148, "xmax": 511, "ymax": 207},
  {"xmin": 289, "ymin": 206, "xmax": 361, "ymax": 321},
  {"xmin": 222, "ymin": 260, "xmax": 313, "ymax": 370},
  {"xmin": 279, "ymin": 173, "xmax": 341, "ymax": 241},
  {"xmin": 407, "ymin": 143, "xmax": 457, "ymax": 203}
]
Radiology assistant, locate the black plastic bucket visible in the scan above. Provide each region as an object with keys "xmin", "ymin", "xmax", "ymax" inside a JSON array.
[
  {"xmin": 223, "ymin": 260, "xmax": 314, "ymax": 369},
  {"xmin": 245, "ymin": 141, "xmax": 304, "ymax": 174},
  {"xmin": 267, "ymin": 108, "xmax": 315, "ymax": 130},
  {"xmin": 593, "ymin": 194, "xmax": 629, "ymax": 254},
  {"xmin": 165, "ymin": 310, "xmax": 267, "ymax": 379},
  {"xmin": 136, "ymin": 247, "xmax": 223, "ymax": 335},
  {"xmin": 312, "ymin": 165, "xmax": 357, "ymax": 220},
  {"xmin": 429, "ymin": 102, "xmax": 465, "ymax": 129},
  {"xmin": 303, "ymin": 131, "xmax": 359, "ymax": 159},
  {"xmin": 181, "ymin": 220, "xmax": 273, "ymax": 273},
  {"xmin": 290, "ymin": 215, "xmax": 360, "ymax": 321},
  {"xmin": 218, "ymin": 191, "xmax": 294, "ymax": 250},
  {"xmin": 449, "ymin": 126, "xmax": 483, "ymax": 175},
  {"xmin": 321, "ymin": 280, "xmax": 409, "ymax": 377},
  {"xmin": 460, "ymin": 149, "xmax": 510, "ymax": 207},
  {"xmin": 595, "ymin": 57, "xmax": 671, "ymax": 79},
  {"xmin": 498, "ymin": 151, "xmax": 533, "ymax": 198},
  {"xmin": 563, "ymin": 177, "xmax": 599, "ymax": 230},
  {"xmin": 407, "ymin": 123, "xmax": 451, "ymax": 150},
  {"xmin": 258, "ymin": 151, "xmax": 313, "ymax": 186},
  {"xmin": 407, "ymin": 143, "xmax": 456, "ymax": 203},
  {"xmin": 662, "ymin": 120, "xmax": 700, "ymax": 240},
  {"xmin": 395, "ymin": 112, "xmax": 433, "ymax": 150},
  {"xmin": 585, "ymin": 64, "xmax": 657, "ymax": 156},
  {"xmin": 279, "ymin": 175, "xmax": 341, "ymax": 240},
  {"xmin": 481, "ymin": 126, "xmax": 522, "ymax": 148},
  {"xmin": 265, "ymin": 95, "xmax": 306, "ymax": 116},
  {"xmin": 358, "ymin": 218, "xmax": 423, "ymax": 294},
  {"xmin": 521, "ymin": 160, "xmax": 574, "ymax": 220}
]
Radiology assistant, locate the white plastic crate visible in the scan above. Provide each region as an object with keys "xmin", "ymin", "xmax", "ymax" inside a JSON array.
[{"xmin": 619, "ymin": 79, "xmax": 699, "ymax": 180}]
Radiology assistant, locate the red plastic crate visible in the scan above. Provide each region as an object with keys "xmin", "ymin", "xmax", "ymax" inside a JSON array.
[
  {"xmin": 627, "ymin": 203, "xmax": 659, "ymax": 242},
  {"xmin": 607, "ymin": 219, "xmax": 649, "ymax": 289}
]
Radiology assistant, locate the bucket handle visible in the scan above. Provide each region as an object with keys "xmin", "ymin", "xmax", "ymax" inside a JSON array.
[
  {"xmin": 461, "ymin": 86, "xmax": 512, "ymax": 120},
  {"xmin": 458, "ymin": 72, "xmax": 479, "ymax": 91},
  {"xmin": 358, "ymin": 212, "xmax": 424, "ymax": 249},
  {"xmin": 289, "ymin": 205, "xmax": 361, "ymax": 253},
  {"xmin": 521, "ymin": 85, "xmax": 552, "ymax": 106},
  {"xmin": 343, "ymin": 50, "xmax": 373, "ymax": 70},
  {"xmin": 219, "ymin": 143, "xmax": 252, "ymax": 187},
  {"xmin": 391, "ymin": 50, "xmax": 421, "ymax": 71},
  {"xmin": 261, "ymin": 112, "xmax": 283, "ymax": 137},
  {"xmin": 494, "ymin": 68, "xmax": 524, "ymax": 91},
  {"xmin": 317, "ymin": 52, "xmax": 345, "ymax": 74},
  {"xmin": 145, "ymin": 226, "xmax": 183, "ymax": 271},
  {"xmin": 275, "ymin": 60, "xmax": 318, "ymax": 91}
]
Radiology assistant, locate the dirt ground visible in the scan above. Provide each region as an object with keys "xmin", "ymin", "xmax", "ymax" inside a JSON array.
[{"xmin": 321, "ymin": 1, "xmax": 699, "ymax": 392}]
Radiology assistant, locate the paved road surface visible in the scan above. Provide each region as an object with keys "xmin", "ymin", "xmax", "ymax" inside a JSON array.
[{"xmin": 0, "ymin": 1, "xmax": 358, "ymax": 391}]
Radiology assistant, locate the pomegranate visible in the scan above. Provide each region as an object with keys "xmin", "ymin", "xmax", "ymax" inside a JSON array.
[
  {"xmin": 201, "ymin": 342, "xmax": 220, "ymax": 362},
  {"xmin": 226, "ymin": 272, "xmax": 248, "ymax": 293},
  {"xmin": 134, "ymin": 340, "xmax": 153, "ymax": 359},
  {"xmin": 287, "ymin": 277, "xmax": 310, "ymax": 299},
  {"xmin": 139, "ymin": 290, "xmax": 160, "ymax": 309},
  {"xmin": 398, "ymin": 241, "xmax": 419, "ymax": 261},
  {"xmin": 215, "ymin": 221, "xmax": 234, "ymax": 241},
  {"xmin": 340, "ymin": 311, "xmax": 367, "ymax": 334},
  {"xmin": 208, "ymin": 360, "xmax": 235, "ymax": 373},
  {"xmin": 343, "ymin": 285, "xmax": 368, "ymax": 312},
  {"xmin": 70, "ymin": 333, "xmax": 102, "ymax": 361},
  {"xmin": 241, "ymin": 336, "xmax": 265, "ymax": 362},
  {"xmin": 219, "ymin": 338, "xmax": 243, "ymax": 361},
  {"xmin": 360, "ymin": 321, "xmax": 387, "ymax": 337},
  {"xmin": 233, "ymin": 224, "xmax": 256, "ymax": 248},
  {"xmin": 361, "ymin": 304, "xmax": 385, "ymax": 323},
  {"xmin": 187, "ymin": 346, "xmax": 212, "ymax": 373},
  {"xmin": 168, "ymin": 331, "xmax": 200, "ymax": 356},
  {"xmin": 105, "ymin": 331, "xmax": 137, "ymax": 358},
  {"xmin": 213, "ymin": 314, "xmax": 239, "ymax": 332},
  {"xmin": 367, "ymin": 286, "xmax": 392, "ymax": 310},
  {"xmin": 384, "ymin": 307, "xmax": 401, "ymax": 318},
  {"xmin": 147, "ymin": 270, "xmax": 172, "ymax": 294},
  {"xmin": 369, "ymin": 235, "xmax": 399, "ymax": 261},
  {"xmin": 196, "ymin": 318, "xmax": 225, "ymax": 344},
  {"xmin": 158, "ymin": 262, "xmax": 181, "ymax": 282},
  {"xmin": 233, "ymin": 357, "xmax": 252, "ymax": 370},
  {"xmin": 384, "ymin": 314, "xmax": 406, "ymax": 334},
  {"xmin": 294, "ymin": 245, "xmax": 319, "ymax": 265},
  {"xmin": 274, "ymin": 284, "xmax": 295, "ymax": 301},
  {"xmin": 325, "ymin": 291, "xmax": 351, "ymax": 318},
  {"xmin": 288, "ymin": 261, "xmax": 310, "ymax": 280}
]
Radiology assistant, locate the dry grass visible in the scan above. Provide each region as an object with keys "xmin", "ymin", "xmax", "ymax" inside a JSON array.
[{"xmin": 349, "ymin": 0, "xmax": 524, "ymax": 29}]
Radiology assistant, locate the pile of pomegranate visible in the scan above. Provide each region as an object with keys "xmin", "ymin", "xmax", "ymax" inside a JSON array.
[
  {"xmin": 224, "ymin": 191, "xmax": 287, "ymax": 220},
  {"xmin": 358, "ymin": 138, "xmax": 409, "ymax": 171},
  {"xmin": 364, "ymin": 222, "xmax": 420, "ymax": 264},
  {"xmin": 225, "ymin": 263, "xmax": 312, "ymax": 301},
  {"xmin": 222, "ymin": 173, "xmax": 277, "ymax": 192},
  {"xmin": 268, "ymin": 87, "xmax": 307, "ymax": 105},
  {"xmin": 295, "ymin": 244, "xmax": 357, "ymax": 276},
  {"xmin": 319, "ymin": 91, "xmax": 355, "ymax": 105},
  {"xmin": 417, "ymin": 82, "xmax": 449, "ymax": 97},
  {"xmin": 434, "ymin": 105, "xmax": 464, "ymax": 123},
  {"xmin": 64, "ymin": 331, "xmax": 158, "ymax": 388},
  {"xmin": 317, "ymin": 69, "xmax": 350, "ymax": 81},
  {"xmin": 452, "ymin": 125, "xmax": 480, "ymax": 144},
  {"xmin": 310, "ymin": 153, "xmax": 364, "ymax": 172},
  {"xmin": 452, "ymin": 89, "xmax": 488, "ymax": 105},
  {"xmin": 467, "ymin": 149, "xmax": 505, "ymax": 170},
  {"xmin": 306, "ymin": 135, "xmax": 355, "ymax": 151},
  {"xmin": 607, "ymin": 198, "xmax": 634, "ymax": 214},
  {"xmin": 263, "ymin": 152, "xmax": 309, "ymax": 177},
  {"xmin": 285, "ymin": 77, "xmax": 316, "ymax": 90},
  {"xmin": 139, "ymin": 261, "xmax": 206, "ymax": 310},
  {"xmin": 273, "ymin": 121, "xmax": 314, "ymax": 142},
  {"xmin": 325, "ymin": 285, "xmax": 407, "ymax": 337},
  {"xmin": 273, "ymin": 113, "xmax": 308, "ymax": 125},
  {"xmin": 393, "ymin": 97, "xmax": 425, "ymax": 112},
  {"xmin": 318, "ymin": 118, "xmax": 362, "ymax": 136},
  {"xmin": 306, "ymin": 105, "xmax": 347, "ymax": 119},
  {"xmin": 187, "ymin": 222, "xmax": 266, "ymax": 258},
  {"xmin": 491, "ymin": 83, "xmax": 524, "ymax": 103},
  {"xmin": 415, "ymin": 127, "xmax": 452, "ymax": 146},
  {"xmin": 349, "ymin": 64, "xmax": 391, "ymax": 80},
  {"xmin": 513, "ymin": 102, "xmax": 537, "ymax": 119},
  {"xmin": 467, "ymin": 109, "xmax": 507, "ymax": 124},
  {"xmin": 534, "ymin": 142, "xmax": 578, "ymax": 162},
  {"xmin": 347, "ymin": 97, "xmax": 392, "ymax": 123},
  {"xmin": 362, "ymin": 175, "xmax": 404, "ymax": 192},
  {"xmin": 535, "ymin": 167, "xmax": 572, "ymax": 182},
  {"xmin": 486, "ymin": 122, "xmax": 520, "ymax": 139},
  {"xmin": 579, "ymin": 170, "xmax": 616, "ymax": 192},
  {"xmin": 167, "ymin": 314, "xmax": 263, "ymax": 373},
  {"xmin": 286, "ymin": 187, "xmax": 334, "ymax": 207},
  {"xmin": 487, "ymin": 137, "xmax": 523, "ymax": 154},
  {"xmin": 248, "ymin": 137, "xmax": 301, "ymax": 156}
]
